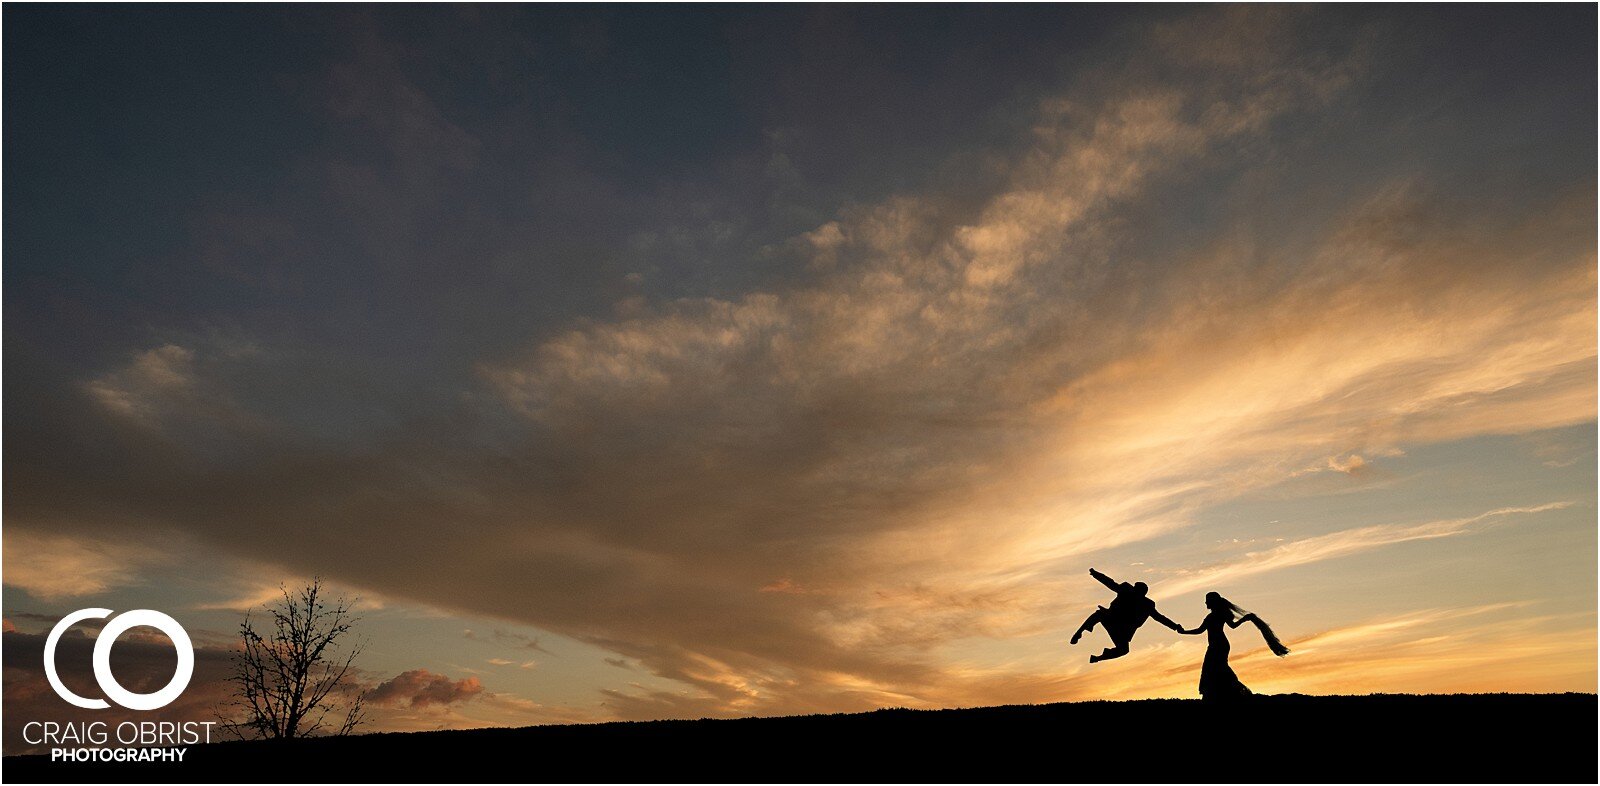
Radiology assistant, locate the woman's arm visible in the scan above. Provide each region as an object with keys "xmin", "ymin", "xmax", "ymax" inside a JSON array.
[
  {"xmin": 1180, "ymin": 611, "xmax": 1221, "ymax": 635},
  {"xmin": 1227, "ymin": 613, "xmax": 1257, "ymax": 629}
]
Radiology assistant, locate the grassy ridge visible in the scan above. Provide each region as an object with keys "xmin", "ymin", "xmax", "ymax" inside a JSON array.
[{"xmin": 5, "ymin": 693, "xmax": 1595, "ymax": 783}]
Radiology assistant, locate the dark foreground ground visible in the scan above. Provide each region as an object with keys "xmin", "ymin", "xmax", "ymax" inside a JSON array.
[{"xmin": 4, "ymin": 693, "xmax": 1595, "ymax": 783}]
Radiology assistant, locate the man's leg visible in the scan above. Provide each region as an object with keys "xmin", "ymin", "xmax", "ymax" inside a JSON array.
[
  {"xmin": 1089, "ymin": 640, "xmax": 1130, "ymax": 663},
  {"xmin": 1089, "ymin": 626, "xmax": 1134, "ymax": 663},
  {"xmin": 1070, "ymin": 607, "xmax": 1108, "ymax": 645}
]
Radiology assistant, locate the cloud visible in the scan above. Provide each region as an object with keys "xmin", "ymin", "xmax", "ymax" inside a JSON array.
[
  {"xmin": 4, "ymin": 7, "xmax": 1593, "ymax": 723},
  {"xmin": 1154, "ymin": 502, "xmax": 1574, "ymax": 598},
  {"xmin": 463, "ymin": 629, "xmax": 551, "ymax": 654},
  {"xmin": 193, "ymin": 582, "xmax": 308, "ymax": 613},
  {"xmin": 2, "ymin": 531, "xmax": 167, "ymax": 600},
  {"xmin": 170, "ymin": 568, "xmax": 389, "ymax": 619},
  {"xmin": 366, "ymin": 670, "xmax": 484, "ymax": 708},
  {"xmin": 84, "ymin": 345, "xmax": 197, "ymax": 422},
  {"xmin": 759, "ymin": 578, "xmax": 813, "ymax": 595},
  {"xmin": 75, "ymin": 341, "xmax": 274, "ymax": 450},
  {"xmin": 1290, "ymin": 448, "xmax": 1406, "ymax": 478}
]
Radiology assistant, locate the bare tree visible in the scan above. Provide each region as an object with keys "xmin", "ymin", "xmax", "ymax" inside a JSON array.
[{"xmin": 221, "ymin": 578, "xmax": 367, "ymax": 739}]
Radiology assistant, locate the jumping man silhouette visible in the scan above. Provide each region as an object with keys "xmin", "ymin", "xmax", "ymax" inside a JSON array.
[{"xmin": 1070, "ymin": 568, "xmax": 1182, "ymax": 663}]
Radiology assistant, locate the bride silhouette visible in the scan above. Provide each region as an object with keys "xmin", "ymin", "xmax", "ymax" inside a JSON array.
[{"xmin": 1179, "ymin": 591, "xmax": 1290, "ymax": 700}]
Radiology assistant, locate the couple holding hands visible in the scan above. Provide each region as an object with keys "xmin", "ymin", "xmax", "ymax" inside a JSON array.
[{"xmin": 1071, "ymin": 568, "xmax": 1290, "ymax": 701}]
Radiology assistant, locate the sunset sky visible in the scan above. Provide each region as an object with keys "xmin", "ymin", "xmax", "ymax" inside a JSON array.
[{"xmin": 4, "ymin": 6, "xmax": 1595, "ymax": 743}]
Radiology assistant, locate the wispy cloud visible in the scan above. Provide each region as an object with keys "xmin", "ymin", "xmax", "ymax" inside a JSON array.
[
  {"xmin": 1156, "ymin": 503, "xmax": 1574, "ymax": 597},
  {"xmin": 463, "ymin": 628, "xmax": 552, "ymax": 655},
  {"xmin": 1, "ymin": 531, "xmax": 167, "ymax": 600},
  {"xmin": 193, "ymin": 581, "xmax": 306, "ymax": 612}
]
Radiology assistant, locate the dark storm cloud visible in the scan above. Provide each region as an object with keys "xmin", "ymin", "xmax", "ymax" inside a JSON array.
[{"xmin": 5, "ymin": 6, "xmax": 1594, "ymax": 719}]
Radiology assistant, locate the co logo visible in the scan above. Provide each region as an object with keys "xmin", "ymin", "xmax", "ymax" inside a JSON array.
[{"xmin": 44, "ymin": 609, "xmax": 194, "ymax": 711}]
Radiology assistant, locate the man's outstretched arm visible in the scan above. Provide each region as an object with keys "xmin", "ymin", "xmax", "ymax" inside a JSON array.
[
  {"xmin": 1088, "ymin": 568, "xmax": 1120, "ymax": 592},
  {"xmin": 1149, "ymin": 608, "xmax": 1183, "ymax": 632}
]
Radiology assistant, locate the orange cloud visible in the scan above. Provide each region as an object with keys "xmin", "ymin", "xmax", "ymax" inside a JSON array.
[
  {"xmin": 1153, "ymin": 502, "xmax": 1574, "ymax": 598},
  {"xmin": 367, "ymin": 670, "xmax": 484, "ymax": 708},
  {"xmin": 2, "ymin": 531, "xmax": 168, "ymax": 600}
]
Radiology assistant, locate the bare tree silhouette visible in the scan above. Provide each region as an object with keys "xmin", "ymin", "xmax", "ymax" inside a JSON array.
[{"xmin": 220, "ymin": 578, "xmax": 367, "ymax": 739}]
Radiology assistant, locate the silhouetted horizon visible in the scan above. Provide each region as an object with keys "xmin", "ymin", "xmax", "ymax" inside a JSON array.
[{"xmin": 7, "ymin": 694, "xmax": 1595, "ymax": 783}]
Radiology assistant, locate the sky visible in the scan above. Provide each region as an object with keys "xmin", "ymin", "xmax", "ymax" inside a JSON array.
[{"xmin": 3, "ymin": 5, "xmax": 1596, "ymax": 748}]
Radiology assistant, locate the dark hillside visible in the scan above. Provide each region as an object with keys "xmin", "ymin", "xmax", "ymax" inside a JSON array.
[{"xmin": 5, "ymin": 693, "xmax": 1594, "ymax": 783}]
